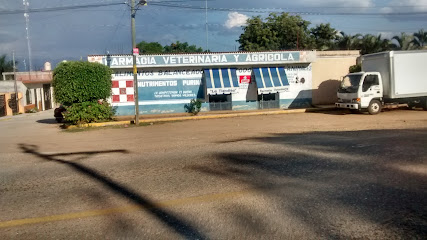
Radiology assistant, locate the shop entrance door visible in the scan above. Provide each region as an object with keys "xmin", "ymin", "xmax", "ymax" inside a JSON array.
[{"xmin": 43, "ymin": 84, "xmax": 52, "ymax": 110}]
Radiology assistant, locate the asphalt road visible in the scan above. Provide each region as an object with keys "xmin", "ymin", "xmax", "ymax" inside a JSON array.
[{"xmin": 0, "ymin": 109, "xmax": 426, "ymax": 239}]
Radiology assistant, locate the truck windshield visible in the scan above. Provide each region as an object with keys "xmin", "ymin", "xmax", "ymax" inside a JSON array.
[{"xmin": 339, "ymin": 74, "xmax": 362, "ymax": 93}]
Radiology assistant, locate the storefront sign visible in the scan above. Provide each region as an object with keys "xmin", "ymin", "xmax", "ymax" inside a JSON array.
[
  {"xmin": 112, "ymin": 69, "xmax": 204, "ymax": 102},
  {"xmin": 138, "ymin": 79, "xmax": 203, "ymax": 101},
  {"xmin": 239, "ymin": 75, "xmax": 251, "ymax": 84},
  {"xmin": 258, "ymin": 86, "xmax": 290, "ymax": 94},
  {"xmin": 207, "ymin": 88, "xmax": 239, "ymax": 95},
  {"xmin": 133, "ymin": 48, "xmax": 139, "ymax": 56},
  {"xmin": 89, "ymin": 51, "xmax": 316, "ymax": 68}
]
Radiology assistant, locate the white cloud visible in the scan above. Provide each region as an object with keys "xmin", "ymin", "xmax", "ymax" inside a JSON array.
[
  {"xmin": 295, "ymin": 0, "xmax": 373, "ymax": 8},
  {"xmin": 224, "ymin": 12, "xmax": 249, "ymax": 29},
  {"xmin": 380, "ymin": 0, "xmax": 427, "ymax": 13}
]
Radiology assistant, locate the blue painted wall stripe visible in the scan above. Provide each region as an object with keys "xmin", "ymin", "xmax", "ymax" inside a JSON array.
[
  {"xmin": 221, "ymin": 69, "xmax": 231, "ymax": 88},
  {"xmin": 204, "ymin": 69, "xmax": 213, "ymax": 89},
  {"xmin": 270, "ymin": 67, "xmax": 281, "ymax": 87},
  {"xmin": 262, "ymin": 68, "xmax": 273, "ymax": 88},
  {"xmin": 279, "ymin": 67, "xmax": 290, "ymax": 85},
  {"xmin": 212, "ymin": 69, "xmax": 222, "ymax": 89},
  {"xmin": 254, "ymin": 68, "xmax": 264, "ymax": 88},
  {"xmin": 230, "ymin": 68, "xmax": 239, "ymax": 87}
]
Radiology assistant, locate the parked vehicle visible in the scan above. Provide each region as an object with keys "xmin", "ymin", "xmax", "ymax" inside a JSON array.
[{"xmin": 335, "ymin": 50, "xmax": 427, "ymax": 114}]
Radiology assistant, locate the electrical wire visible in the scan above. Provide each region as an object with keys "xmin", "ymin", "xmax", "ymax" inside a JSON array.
[
  {"xmin": 1, "ymin": 1, "xmax": 427, "ymax": 16},
  {"xmin": 147, "ymin": 2, "xmax": 427, "ymax": 15},
  {"xmin": 105, "ymin": 7, "xmax": 130, "ymax": 51},
  {"xmin": 0, "ymin": 2, "xmax": 126, "ymax": 15}
]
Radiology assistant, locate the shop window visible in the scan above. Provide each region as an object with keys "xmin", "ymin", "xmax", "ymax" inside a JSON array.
[{"xmin": 209, "ymin": 94, "xmax": 232, "ymax": 111}]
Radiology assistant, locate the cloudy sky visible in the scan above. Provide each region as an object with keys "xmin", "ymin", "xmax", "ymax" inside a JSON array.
[{"xmin": 0, "ymin": 0, "xmax": 426, "ymax": 70}]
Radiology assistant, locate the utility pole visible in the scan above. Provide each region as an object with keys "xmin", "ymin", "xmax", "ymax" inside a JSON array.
[
  {"xmin": 205, "ymin": 0, "xmax": 209, "ymax": 51},
  {"xmin": 13, "ymin": 51, "xmax": 19, "ymax": 113},
  {"xmin": 23, "ymin": 0, "xmax": 33, "ymax": 72},
  {"xmin": 130, "ymin": 0, "xmax": 147, "ymax": 125},
  {"xmin": 131, "ymin": 0, "xmax": 139, "ymax": 125}
]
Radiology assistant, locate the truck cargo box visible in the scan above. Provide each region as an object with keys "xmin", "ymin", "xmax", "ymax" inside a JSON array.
[{"xmin": 362, "ymin": 51, "xmax": 427, "ymax": 99}]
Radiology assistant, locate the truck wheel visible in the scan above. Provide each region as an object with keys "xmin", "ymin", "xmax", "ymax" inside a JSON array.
[{"xmin": 368, "ymin": 100, "xmax": 382, "ymax": 115}]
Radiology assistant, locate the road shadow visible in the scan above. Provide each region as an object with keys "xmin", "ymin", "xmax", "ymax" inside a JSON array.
[
  {"xmin": 190, "ymin": 129, "xmax": 427, "ymax": 238},
  {"xmin": 308, "ymin": 108, "xmax": 353, "ymax": 115},
  {"xmin": 36, "ymin": 118, "xmax": 60, "ymax": 124},
  {"xmin": 19, "ymin": 144, "xmax": 206, "ymax": 240},
  {"xmin": 312, "ymin": 106, "xmax": 421, "ymax": 115}
]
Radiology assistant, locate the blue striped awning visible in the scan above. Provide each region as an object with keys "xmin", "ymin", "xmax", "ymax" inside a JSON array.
[
  {"xmin": 204, "ymin": 68, "xmax": 239, "ymax": 95},
  {"xmin": 253, "ymin": 67, "xmax": 290, "ymax": 94}
]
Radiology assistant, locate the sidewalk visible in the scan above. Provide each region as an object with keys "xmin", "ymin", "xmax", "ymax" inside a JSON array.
[{"xmin": 69, "ymin": 105, "xmax": 337, "ymax": 129}]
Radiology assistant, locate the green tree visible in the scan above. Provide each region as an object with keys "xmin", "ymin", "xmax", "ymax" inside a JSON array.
[
  {"xmin": 53, "ymin": 61, "xmax": 112, "ymax": 105},
  {"xmin": 136, "ymin": 41, "xmax": 164, "ymax": 54},
  {"xmin": 336, "ymin": 32, "xmax": 361, "ymax": 50},
  {"xmin": 413, "ymin": 29, "xmax": 427, "ymax": 49},
  {"xmin": 53, "ymin": 61, "xmax": 114, "ymax": 124},
  {"xmin": 392, "ymin": 32, "xmax": 415, "ymax": 50},
  {"xmin": 163, "ymin": 41, "xmax": 204, "ymax": 53},
  {"xmin": 238, "ymin": 13, "xmax": 313, "ymax": 51},
  {"xmin": 0, "ymin": 54, "xmax": 15, "ymax": 76},
  {"xmin": 359, "ymin": 34, "xmax": 391, "ymax": 55},
  {"xmin": 310, "ymin": 23, "xmax": 338, "ymax": 50},
  {"xmin": 237, "ymin": 16, "xmax": 275, "ymax": 51}
]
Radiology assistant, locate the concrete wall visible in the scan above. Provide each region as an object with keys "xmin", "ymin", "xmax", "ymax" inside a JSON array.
[
  {"xmin": 312, "ymin": 51, "xmax": 360, "ymax": 105},
  {"xmin": 0, "ymin": 81, "xmax": 54, "ymax": 112},
  {"xmin": 0, "ymin": 92, "xmax": 25, "ymax": 115},
  {"xmin": 0, "ymin": 81, "xmax": 27, "ymax": 110}
]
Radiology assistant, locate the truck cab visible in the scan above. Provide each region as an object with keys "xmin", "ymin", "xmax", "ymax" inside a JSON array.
[{"xmin": 336, "ymin": 72, "xmax": 383, "ymax": 114}]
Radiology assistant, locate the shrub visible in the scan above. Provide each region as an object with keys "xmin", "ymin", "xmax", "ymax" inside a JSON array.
[
  {"xmin": 63, "ymin": 101, "xmax": 115, "ymax": 125},
  {"xmin": 184, "ymin": 99, "xmax": 202, "ymax": 115},
  {"xmin": 25, "ymin": 108, "xmax": 38, "ymax": 113},
  {"xmin": 349, "ymin": 64, "xmax": 361, "ymax": 73},
  {"xmin": 53, "ymin": 61, "xmax": 113, "ymax": 105}
]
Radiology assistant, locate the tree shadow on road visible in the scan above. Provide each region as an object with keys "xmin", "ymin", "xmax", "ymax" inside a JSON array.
[
  {"xmin": 190, "ymin": 129, "xmax": 427, "ymax": 238},
  {"xmin": 19, "ymin": 143, "xmax": 206, "ymax": 240},
  {"xmin": 36, "ymin": 119, "xmax": 60, "ymax": 124}
]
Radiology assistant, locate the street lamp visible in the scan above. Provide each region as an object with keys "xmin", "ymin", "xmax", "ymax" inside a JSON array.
[{"xmin": 131, "ymin": 0, "xmax": 146, "ymax": 125}]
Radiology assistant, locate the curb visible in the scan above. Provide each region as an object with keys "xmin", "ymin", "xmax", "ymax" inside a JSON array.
[{"xmin": 65, "ymin": 107, "xmax": 336, "ymax": 129}]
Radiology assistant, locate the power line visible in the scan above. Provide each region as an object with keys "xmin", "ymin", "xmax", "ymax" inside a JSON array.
[
  {"xmin": 0, "ymin": 2, "xmax": 126, "ymax": 15},
  {"xmin": 105, "ymin": 7, "xmax": 129, "ymax": 51},
  {"xmin": 147, "ymin": 2, "xmax": 427, "ymax": 16},
  {"xmin": 2, "ymin": 2, "xmax": 427, "ymax": 16}
]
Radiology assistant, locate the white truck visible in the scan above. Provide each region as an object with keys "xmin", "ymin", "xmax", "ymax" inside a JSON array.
[{"xmin": 335, "ymin": 50, "xmax": 427, "ymax": 114}]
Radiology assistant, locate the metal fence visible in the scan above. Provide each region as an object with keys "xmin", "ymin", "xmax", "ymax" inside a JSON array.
[
  {"xmin": 0, "ymin": 95, "xmax": 5, "ymax": 117},
  {"xmin": 209, "ymin": 102, "xmax": 232, "ymax": 111},
  {"xmin": 9, "ymin": 94, "xmax": 18, "ymax": 114},
  {"xmin": 258, "ymin": 100, "xmax": 280, "ymax": 109}
]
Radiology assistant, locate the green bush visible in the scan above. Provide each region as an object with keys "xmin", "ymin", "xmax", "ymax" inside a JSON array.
[
  {"xmin": 53, "ymin": 61, "xmax": 113, "ymax": 105},
  {"xmin": 63, "ymin": 101, "xmax": 115, "ymax": 125},
  {"xmin": 184, "ymin": 99, "xmax": 202, "ymax": 115},
  {"xmin": 25, "ymin": 107, "xmax": 38, "ymax": 113},
  {"xmin": 349, "ymin": 64, "xmax": 361, "ymax": 73}
]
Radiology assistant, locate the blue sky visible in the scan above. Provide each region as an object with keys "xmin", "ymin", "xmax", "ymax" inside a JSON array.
[{"xmin": 0, "ymin": 0, "xmax": 426, "ymax": 70}]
